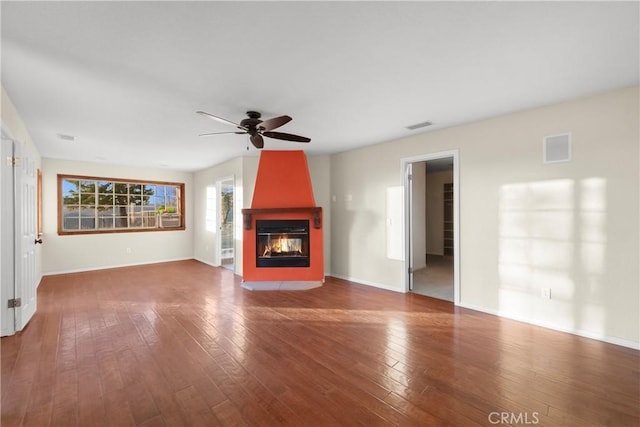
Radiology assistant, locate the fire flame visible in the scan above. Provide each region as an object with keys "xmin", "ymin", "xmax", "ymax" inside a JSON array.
[{"xmin": 262, "ymin": 235, "xmax": 303, "ymax": 257}]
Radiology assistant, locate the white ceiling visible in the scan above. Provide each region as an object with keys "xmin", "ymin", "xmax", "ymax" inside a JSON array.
[{"xmin": 2, "ymin": 1, "xmax": 638, "ymax": 172}]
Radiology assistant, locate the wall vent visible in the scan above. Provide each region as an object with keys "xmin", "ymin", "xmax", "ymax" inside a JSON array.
[{"xmin": 543, "ymin": 133, "xmax": 571, "ymax": 163}]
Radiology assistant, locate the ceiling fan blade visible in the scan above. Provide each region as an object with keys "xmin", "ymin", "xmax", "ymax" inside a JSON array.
[
  {"xmin": 262, "ymin": 131, "xmax": 311, "ymax": 143},
  {"xmin": 259, "ymin": 115, "xmax": 292, "ymax": 131},
  {"xmin": 199, "ymin": 131, "xmax": 247, "ymax": 137},
  {"xmin": 250, "ymin": 134, "xmax": 264, "ymax": 149},
  {"xmin": 196, "ymin": 111, "xmax": 245, "ymax": 130}
]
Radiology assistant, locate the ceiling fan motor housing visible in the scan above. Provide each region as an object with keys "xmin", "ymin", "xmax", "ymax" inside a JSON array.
[{"xmin": 240, "ymin": 111, "xmax": 263, "ymax": 131}]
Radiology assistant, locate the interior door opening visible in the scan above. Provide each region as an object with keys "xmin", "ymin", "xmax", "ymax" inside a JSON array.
[
  {"xmin": 404, "ymin": 151, "xmax": 459, "ymax": 304},
  {"xmin": 218, "ymin": 177, "xmax": 234, "ymax": 271}
]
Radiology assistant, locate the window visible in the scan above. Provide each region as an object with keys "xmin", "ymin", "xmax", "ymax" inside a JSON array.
[{"xmin": 58, "ymin": 174, "xmax": 185, "ymax": 234}]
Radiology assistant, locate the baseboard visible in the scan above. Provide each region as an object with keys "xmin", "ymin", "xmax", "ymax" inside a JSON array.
[
  {"xmin": 459, "ymin": 302, "xmax": 640, "ymax": 350},
  {"xmin": 328, "ymin": 273, "xmax": 403, "ymax": 293},
  {"xmin": 42, "ymin": 257, "xmax": 194, "ymax": 276},
  {"xmin": 193, "ymin": 257, "xmax": 219, "ymax": 268}
]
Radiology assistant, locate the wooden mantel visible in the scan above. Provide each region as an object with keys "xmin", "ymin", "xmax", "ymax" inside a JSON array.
[{"xmin": 241, "ymin": 207, "xmax": 322, "ymax": 230}]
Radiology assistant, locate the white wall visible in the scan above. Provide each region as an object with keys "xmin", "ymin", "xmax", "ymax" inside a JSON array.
[
  {"xmin": 41, "ymin": 158, "xmax": 194, "ymax": 274},
  {"xmin": 330, "ymin": 145, "xmax": 403, "ymax": 290},
  {"xmin": 330, "ymin": 86, "xmax": 639, "ymax": 348},
  {"xmin": 307, "ymin": 154, "xmax": 332, "ymax": 276}
]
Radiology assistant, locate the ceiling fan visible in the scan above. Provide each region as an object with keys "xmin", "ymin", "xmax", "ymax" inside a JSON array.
[{"xmin": 197, "ymin": 110, "xmax": 311, "ymax": 149}]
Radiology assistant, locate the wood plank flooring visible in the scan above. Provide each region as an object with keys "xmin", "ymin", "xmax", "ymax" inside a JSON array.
[{"xmin": 2, "ymin": 260, "xmax": 638, "ymax": 426}]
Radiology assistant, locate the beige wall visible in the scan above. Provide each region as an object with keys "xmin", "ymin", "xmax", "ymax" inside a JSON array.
[
  {"xmin": 41, "ymin": 158, "xmax": 194, "ymax": 274},
  {"xmin": 2, "ymin": 88, "xmax": 39, "ymax": 153},
  {"xmin": 307, "ymin": 154, "xmax": 332, "ymax": 276},
  {"xmin": 330, "ymin": 86, "xmax": 639, "ymax": 347}
]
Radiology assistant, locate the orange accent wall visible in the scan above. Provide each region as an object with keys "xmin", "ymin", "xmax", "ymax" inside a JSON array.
[{"xmin": 251, "ymin": 150, "xmax": 316, "ymax": 208}]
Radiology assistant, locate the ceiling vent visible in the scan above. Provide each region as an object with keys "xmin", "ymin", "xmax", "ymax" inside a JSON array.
[
  {"xmin": 406, "ymin": 121, "xmax": 433, "ymax": 130},
  {"xmin": 57, "ymin": 133, "xmax": 76, "ymax": 142}
]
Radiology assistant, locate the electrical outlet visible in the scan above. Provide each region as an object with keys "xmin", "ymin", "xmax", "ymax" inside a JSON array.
[{"xmin": 541, "ymin": 288, "xmax": 551, "ymax": 299}]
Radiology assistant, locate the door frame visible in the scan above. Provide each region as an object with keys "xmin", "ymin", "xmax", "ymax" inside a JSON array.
[
  {"xmin": 216, "ymin": 175, "xmax": 235, "ymax": 270},
  {"xmin": 401, "ymin": 149, "xmax": 460, "ymax": 304}
]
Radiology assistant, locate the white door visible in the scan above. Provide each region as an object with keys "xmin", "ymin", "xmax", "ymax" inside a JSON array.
[
  {"xmin": 1, "ymin": 137, "xmax": 16, "ymax": 336},
  {"xmin": 14, "ymin": 140, "xmax": 38, "ymax": 331}
]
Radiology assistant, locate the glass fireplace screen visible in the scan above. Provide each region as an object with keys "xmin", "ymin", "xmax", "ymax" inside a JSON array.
[{"xmin": 256, "ymin": 219, "xmax": 310, "ymax": 268}]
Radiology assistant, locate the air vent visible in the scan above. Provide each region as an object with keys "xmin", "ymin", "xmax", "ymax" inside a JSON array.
[
  {"xmin": 406, "ymin": 121, "xmax": 433, "ymax": 130},
  {"xmin": 543, "ymin": 133, "xmax": 571, "ymax": 163},
  {"xmin": 57, "ymin": 133, "xmax": 76, "ymax": 142}
]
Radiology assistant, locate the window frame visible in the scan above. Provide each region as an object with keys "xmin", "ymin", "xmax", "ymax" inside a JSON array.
[{"xmin": 57, "ymin": 174, "xmax": 185, "ymax": 235}]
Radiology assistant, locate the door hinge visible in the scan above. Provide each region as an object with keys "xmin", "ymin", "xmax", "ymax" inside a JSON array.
[
  {"xmin": 408, "ymin": 267, "xmax": 413, "ymax": 274},
  {"xmin": 8, "ymin": 298, "xmax": 21, "ymax": 308},
  {"xmin": 407, "ymin": 174, "xmax": 412, "ymax": 181},
  {"xmin": 6, "ymin": 156, "xmax": 21, "ymax": 167}
]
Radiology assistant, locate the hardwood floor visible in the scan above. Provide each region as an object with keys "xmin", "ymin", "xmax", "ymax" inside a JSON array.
[{"xmin": 2, "ymin": 260, "xmax": 638, "ymax": 426}]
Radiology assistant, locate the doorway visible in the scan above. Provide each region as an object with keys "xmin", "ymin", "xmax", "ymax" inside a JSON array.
[
  {"xmin": 403, "ymin": 150, "xmax": 459, "ymax": 304},
  {"xmin": 217, "ymin": 176, "xmax": 235, "ymax": 271}
]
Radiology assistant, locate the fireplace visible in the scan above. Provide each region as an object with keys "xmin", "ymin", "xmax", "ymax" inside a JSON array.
[
  {"xmin": 256, "ymin": 219, "xmax": 310, "ymax": 268},
  {"xmin": 242, "ymin": 150, "xmax": 324, "ymax": 290}
]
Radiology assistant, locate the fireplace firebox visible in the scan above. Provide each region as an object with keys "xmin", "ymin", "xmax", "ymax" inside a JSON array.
[{"xmin": 256, "ymin": 219, "xmax": 310, "ymax": 268}]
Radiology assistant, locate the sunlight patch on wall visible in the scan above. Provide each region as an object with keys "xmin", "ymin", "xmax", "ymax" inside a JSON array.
[
  {"xmin": 497, "ymin": 177, "xmax": 608, "ymax": 333},
  {"xmin": 580, "ymin": 178, "xmax": 607, "ymax": 299},
  {"xmin": 387, "ymin": 186, "xmax": 403, "ymax": 261},
  {"xmin": 498, "ymin": 179, "xmax": 575, "ymax": 297},
  {"xmin": 206, "ymin": 185, "xmax": 217, "ymax": 233}
]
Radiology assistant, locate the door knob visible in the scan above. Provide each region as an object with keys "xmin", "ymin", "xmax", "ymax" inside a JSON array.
[{"xmin": 34, "ymin": 238, "xmax": 43, "ymax": 244}]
